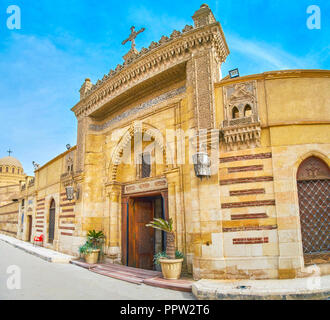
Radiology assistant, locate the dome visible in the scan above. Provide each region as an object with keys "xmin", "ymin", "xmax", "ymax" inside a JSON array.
[{"xmin": 0, "ymin": 156, "xmax": 23, "ymax": 169}]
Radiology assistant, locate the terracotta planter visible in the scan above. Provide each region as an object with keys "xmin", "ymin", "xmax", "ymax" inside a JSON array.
[
  {"xmin": 159, "ymin": 258, "xmax": 184, "ymax": 280},
  {"xmin": 84, "ymin": 249, "xmax": 100, "ymax": 264}
]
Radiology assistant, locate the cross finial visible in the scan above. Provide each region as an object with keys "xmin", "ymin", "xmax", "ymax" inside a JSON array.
[
  {"xmin": 122, "ymin": 26, "xmax": 145, "ymax": 50},
  {"xmin": 7, "ymin": 148, "xmax": 13, "ymax": 157}
]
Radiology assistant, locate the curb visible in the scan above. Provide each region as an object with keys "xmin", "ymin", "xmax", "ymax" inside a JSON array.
[
  {"xmin": 192, "ymin": 279, "xmax": 330, "ymax": 300},
  {"xmin": 0, "ymin": 235, "xmax": 73, "ymax": 263}
]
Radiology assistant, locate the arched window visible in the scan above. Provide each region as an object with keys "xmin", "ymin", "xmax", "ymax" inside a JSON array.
[
  {"xmin": 244, "ymin": 104, "xmax": 252, "ymax": 117},
  {"xmin": 297, "ymin": 156, "xmax": 330, "ymax": 264},
  {"xmin": 48, "ymin": 199, "xmax": 56, "ymax": 244},
  {"xmin": 232, "ymin": 106, "xmax": 239, "ymax": 119},
  {"xmin": 0, "ymin": 166, "xmax": 2, "ymax": 173}
]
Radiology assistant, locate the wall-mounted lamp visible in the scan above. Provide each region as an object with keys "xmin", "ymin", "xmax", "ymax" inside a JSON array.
[
  {"xmin": 66, "ymin": 144, "xmax": 71, "ymax": 150},
  {"xmin": 65, "ymin": 185, "xmax": 79, "ymax": 201},
  {"xmin": 192, "ymin": 152, "xmax": 211, "ymax": 179},
  {"xmin": 229, "ymin": 68, "xmax": 240, "ymax": 79}
]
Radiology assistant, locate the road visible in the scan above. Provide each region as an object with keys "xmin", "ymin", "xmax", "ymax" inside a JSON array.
[{"xmin": 0, "ymin": 241, "xmax": 194, "ymax": 300}]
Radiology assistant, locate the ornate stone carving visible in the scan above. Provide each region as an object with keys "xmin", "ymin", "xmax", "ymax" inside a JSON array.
[
  {"xmin": 73, "ymin": 22, "xmax": 229, "ymax": 117},
  {"xmin": 89, "ymin": 86, "xmax": 186, "ymax": 131},
  {"xmin": 123, "ymin": 178, "xmax": 168, "ymax": 195},
  {"xmin": 222, "ymin": 81, "xmax": 261, "ymax": 151}
]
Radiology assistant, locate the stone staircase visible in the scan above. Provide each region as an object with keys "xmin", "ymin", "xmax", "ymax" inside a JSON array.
[{"xmin": 71, "ymin": 260, "xmax": 193, "ymax": 292}]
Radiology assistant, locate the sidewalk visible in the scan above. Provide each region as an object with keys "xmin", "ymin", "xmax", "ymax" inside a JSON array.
[
  {"xmin": 193, "ymin": 276, "xmax": 330, "ymax": 300},
  {"xmin": 0, "ymin": 234, "xmax": 74, "ymax": 263}
]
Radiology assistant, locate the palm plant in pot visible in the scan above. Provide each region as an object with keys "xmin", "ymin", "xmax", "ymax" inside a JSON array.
[
  {"xmin": 79, "ymin": 230, "xmax": 105, "ymax": 264},
  {"xmin": 146, "ymin": 218, "xmax": 184, "ymax": 280}
]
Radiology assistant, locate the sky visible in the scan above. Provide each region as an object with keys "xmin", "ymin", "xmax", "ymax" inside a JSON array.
[{"xmin": 0, "ymin": 0, "xmax": 329, "ymax": 175}]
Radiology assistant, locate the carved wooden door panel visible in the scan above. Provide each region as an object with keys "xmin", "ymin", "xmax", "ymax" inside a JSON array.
[
  {"xmin": 297, "ymin": 157, "xmax": 330, "ymax": 263},
  {"xmin": 128, "ymin": 199, "xmax": 154, "ymax": 269}
]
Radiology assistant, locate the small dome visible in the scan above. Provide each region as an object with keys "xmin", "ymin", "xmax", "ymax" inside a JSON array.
[{"xmin": 0, "ymin": 156, "xmax": 23, "ymax": 168}]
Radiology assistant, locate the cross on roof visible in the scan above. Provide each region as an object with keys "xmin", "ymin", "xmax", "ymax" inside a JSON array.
[
  {"xmin": 7, "ymin": 148, "xmax": 13, "ymax": 157},
  {"xmin": 122, "ymin": 26, "xmax": 145, "ymax": 50}
]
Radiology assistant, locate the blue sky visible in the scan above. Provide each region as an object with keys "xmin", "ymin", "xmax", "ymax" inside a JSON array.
[{"xmin": 0, "ymin": 0, "xmax": 329, "ymax": 175}]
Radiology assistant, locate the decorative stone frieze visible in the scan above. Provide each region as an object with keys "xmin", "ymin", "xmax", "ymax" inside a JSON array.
[
  {"xmin": 89, "ymin": 86, "xmax": 186, "ymax": 131},
  {"xmin": 222, "ymin": 80, "xmax": 261, "ymax": 150},
  {"xmin": 123, "ymin": 178, "xmax": 168, "ymax": 195},
  {"xmin": 72, "ymin": 22, "xmax": 229, "ymax": 118}
]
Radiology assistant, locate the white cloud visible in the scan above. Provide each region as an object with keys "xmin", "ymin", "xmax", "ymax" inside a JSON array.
[{"xmin": 226, "ymin": 33, "xmax": 321, "ymax": 71}]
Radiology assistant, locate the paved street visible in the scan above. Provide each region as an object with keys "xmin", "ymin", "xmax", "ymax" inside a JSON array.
[{"xmin": 0, "ymin": 241, "xmax": 194, "ymax": 300}]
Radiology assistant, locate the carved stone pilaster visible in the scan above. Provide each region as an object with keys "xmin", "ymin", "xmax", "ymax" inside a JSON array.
[{"xmin": 187, "ymin": 50, "xmax": 218, "ymax": 129}]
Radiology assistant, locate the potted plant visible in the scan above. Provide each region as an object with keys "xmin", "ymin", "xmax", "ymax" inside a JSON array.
[
  {"xmin": 79, "ymin": 230, "xmax": 105, "ymax": 264},
  {"xmin": 147, "ymin": 218, "xmax": 184, "ymax": 280}
]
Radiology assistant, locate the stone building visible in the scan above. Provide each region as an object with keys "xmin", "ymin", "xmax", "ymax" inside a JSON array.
[
  {"xmin": 0, "ymin": 4, "xmax": 329, "ymax": 280},
  {"xmin": 0, "ymin": 155, "xmax": 26, "ymax": 236},
  {"xmin": 0, "ymin": 156, "xmax": 25, "ymax": 206}
]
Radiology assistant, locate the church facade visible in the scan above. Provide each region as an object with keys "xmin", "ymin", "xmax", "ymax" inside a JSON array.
[{"xmin": 1, "ymin": 4, "xmax": 329, "ymax": 280}]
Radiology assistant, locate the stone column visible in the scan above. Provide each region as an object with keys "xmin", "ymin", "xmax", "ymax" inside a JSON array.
[
  {"xmin": 105, "ymin": 182, "xmax": 122, "ymax": 262},
  {"xmin": 164, "ymin": 168, "xmax": 185, "ymax": 253}
]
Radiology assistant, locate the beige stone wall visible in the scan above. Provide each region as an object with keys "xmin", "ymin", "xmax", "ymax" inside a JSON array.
[
  {"xmin": 198, "ymin": 70, "xmax": 330, "ymax": 280},
  {"xmin": 17, "ymin": 147, "xmax": 83, "ymax": 256},
  {"xmin": 0, "ymin": 201, "xmax": 19, "ymax": 237},
  {"xmin": 0, "ymin": 184, "xmax": 20, "ymax": 207}
]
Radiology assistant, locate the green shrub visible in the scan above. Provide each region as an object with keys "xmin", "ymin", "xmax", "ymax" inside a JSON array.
[
  {"xmin": 153, "ymin": 250, "xmax": 184, "ymax": 265},
  {"xmin": 79, "ymin": 230, "xmax": 106, "ymax": 262}
]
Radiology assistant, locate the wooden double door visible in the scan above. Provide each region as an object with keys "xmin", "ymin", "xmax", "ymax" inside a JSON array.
[{"xmin": 125, "ymin": 196, "xmax": 165, "ymax": 270}]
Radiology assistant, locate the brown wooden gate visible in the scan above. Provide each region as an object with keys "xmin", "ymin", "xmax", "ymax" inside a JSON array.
[
  {"xmin": 27, "ymin": 216, "xmax": 32, "ymax": 242},
  {"xmin": 297, "ymin": 156, "xmax": 330, "ymax": 264},
  {"xmin": 128, "ymin": 198, "xmax": 155, "ymax": 270},
  {"xmin": 48, "ymin": 199, "xmax": 56, "ymax": 243}
]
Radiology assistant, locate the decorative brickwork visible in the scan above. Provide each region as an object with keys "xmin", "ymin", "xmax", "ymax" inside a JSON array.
[
  {"xmin": 222, "ymin": 200, "xmax": 276, "ymax": 209},
  {"xmin": 224, "ymin": 225, "xmax": 277, "ymax": 232},
  {"xmin": 233, "ymin": 237, "xmax": 269, "ymax": 245},
  {"xmin": 231, "ymin": 213, "xmax": 268, "ymax": 220},
  {"xmin": 220, "ymin": 152, "xmax": 272, "ymax": 163},
  {"xmin": 228, "ymin": 165, "xmax": 263, "ymax": 173},
  {"xmin": 220, "ymin": 176, "xmax": 273, "ymax": 185},
  {"xmin": 229, "ymin": 188, "xmax": 265, "ymax": 196}
]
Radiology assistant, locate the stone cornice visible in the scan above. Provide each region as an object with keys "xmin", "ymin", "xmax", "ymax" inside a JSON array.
[
  {"xmin": 215, "ymin": 69, "xmax": 330, "ymax": 88},
  {"xmin": 72, "ymin": 22, "xmax": 229, "ymax": 119}
]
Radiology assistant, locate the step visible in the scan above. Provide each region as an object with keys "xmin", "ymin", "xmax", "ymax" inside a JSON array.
[
  {"xmin": 97, "ymin": 263, "xmax": 162, "ymax": 278},
  {"xmin": 143, "ymin": 277, "xmax": 193, "ymax": 292},
  {"xmin": 91, "ymin": 267, "xmax": 144, "ymax": 285},
  {"xmin": 70, "ymin": 260, "xmax": 98, "ymax": 270},
  {"xmin": 95, "ymin": 265, "xmax": 154, "ymax": 280}
]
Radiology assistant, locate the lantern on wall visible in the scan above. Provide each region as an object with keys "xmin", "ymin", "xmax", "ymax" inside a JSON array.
[{"xmin": 192, "ymin": 152, "xmax": 211, "ymax": 179}]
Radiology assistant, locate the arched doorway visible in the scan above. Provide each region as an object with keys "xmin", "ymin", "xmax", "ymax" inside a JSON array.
[
  {"xmin": 48, "ymin": 199, "xmax": 56, "ymax": 243},
  {"xmin": 297, "ymin": 156, "xmax": 330, "ymax": 264}
]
